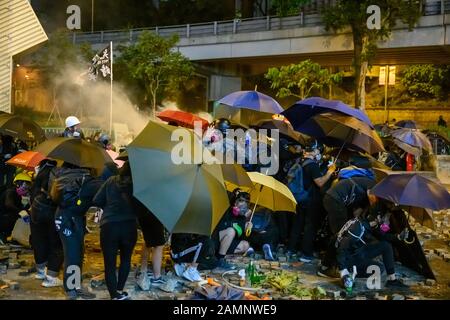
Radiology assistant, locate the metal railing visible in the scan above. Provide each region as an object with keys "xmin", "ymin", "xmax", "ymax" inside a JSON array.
[
  {"xmin": 71, "ymin": 0, "xmax": 450, "ymax": 45},
  {"xmin": 43, "ymin": 127, "xmax": 102, "ymax": 138}
]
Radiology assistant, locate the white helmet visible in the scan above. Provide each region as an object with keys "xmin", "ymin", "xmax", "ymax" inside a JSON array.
[{"xmin": 65, "ymin": 116, "xmax": 81, "ymax": 128}]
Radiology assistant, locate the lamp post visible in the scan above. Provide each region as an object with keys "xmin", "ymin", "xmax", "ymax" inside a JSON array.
[{"xmin": 91, "ymin": 0, "xmax": 94, "ymax": 33}]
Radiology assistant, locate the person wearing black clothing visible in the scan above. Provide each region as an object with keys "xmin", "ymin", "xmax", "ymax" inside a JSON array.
[
  {"xmin": 287, "ymin": 141, "xmax": 336, "ymax": 262},
  {"xmin": 0, "ymin": 135, "xmax": 18, "ymax": 187},
  {"xmin": 93, "ymin": 161, "xmax": 137, "ymax": 300},
  {"xmin": 0, "ymin": 173, "xmax": 31, "ymax": 243},
  {"xmin": 438, "ymin": 115, "xmax": 447, "ymax": 128},
  {"xmin": 52, "ymin": 164, "xmax": 103, "ymax": 300},
  {"xmin": 318, "ymin": 177, "xmax": 377, "ymax": 277},
  {"xmin": 29, "ymin": 159, "xmax": 63, "ymax": 287},
  {"xmin": 335, "ymin": 213, "xmax": 409, "ymax": 290}
]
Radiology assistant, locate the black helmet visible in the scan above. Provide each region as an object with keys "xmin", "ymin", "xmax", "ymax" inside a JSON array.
[
  {"xmin": 304, "ymin": 139, "xmax": 324, "ymax": 153},
  {"xmin": 215, "ymin": 118, "xmax": 231, "ymax": 134},
  {"xmin": 232, "ymin": 188, "xmax": 250, "ymax": 203}
]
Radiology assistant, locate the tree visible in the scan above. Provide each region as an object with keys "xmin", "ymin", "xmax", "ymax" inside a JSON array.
[
  {"xmin": 265, "ymin": 59, "xmax": 342, "ymax": 99},
  {"xmin": 117, "ymin": 31, "xmax": 194, "ymax": 116},
  {"xmin": 401, "ymin": 65, "xmax": 450, "ymax": 100},
  {"xmin": 322, "ymin": 1, "xmax": 421, "ymax": 110},
  {"xmin": 271, "ymin": 0, "xmax": 310, "ymax": 16}
]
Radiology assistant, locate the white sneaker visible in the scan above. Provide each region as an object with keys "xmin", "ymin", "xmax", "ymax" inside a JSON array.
[
  {"xmin": 35, "ymin": 268, "xmax": 46, "ymax": 280},
  {"xmin": 174, "ymin": 263, "xmax": 186, "ymax": 277},
  {"xmin": 182, "ymin": 266, "xmax": 203, "ymax": 282},
  {"xmin": 137, "ymin": 273, "xmax": 150, "ymax": 291},
  {"xmin": 41, "ymin": 275, "xmax": 62, "ymax": 287}
]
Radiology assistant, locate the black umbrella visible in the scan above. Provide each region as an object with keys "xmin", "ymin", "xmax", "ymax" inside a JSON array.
[
  {"xmin": 395, "ymin": 120, "xmax": 419, "ymax": 129},
  {"xmin": 0, "ymin": 114, "xmax": 46, "ymax": 142},
  {"xmin": 253, "ymin": 118, "xmax": 309, "ymax": 145},
  {"xmin": 34, "ymin": 137, "xmax": 113, "ymax": 169}
]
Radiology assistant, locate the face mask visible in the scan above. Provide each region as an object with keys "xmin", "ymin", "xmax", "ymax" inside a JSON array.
[
  {"xmin": 16, "ymin": 185, "xmax": 29, "ymax": 197},
  {"xmin": 380, "ymin": 223, "xmax": 390, "ymax": 233},
  {"xmin": 315, "ymin": 153, "xmax": 322, "ymax": 161},
  {"xmin": 73, "ymin": 131, "xmax": 81, "ymax": 138}
]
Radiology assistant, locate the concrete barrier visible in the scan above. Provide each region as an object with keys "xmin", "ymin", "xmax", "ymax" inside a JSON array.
[{"xmin": 435, "ymin": 155, "xmax": 450, "ymax": 185}]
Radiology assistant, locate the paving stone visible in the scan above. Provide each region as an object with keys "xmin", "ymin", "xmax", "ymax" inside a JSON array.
[
  {"xmin": 425, "ymin": 279, "xmax": 436, "ymax": 286},
  {"xmin": 391, "ymin": 294, "xmax": 405, "ymax": 300},
  {"xmin": 326, "ymin": 290, "xmax": 341, "ymax": 299}
]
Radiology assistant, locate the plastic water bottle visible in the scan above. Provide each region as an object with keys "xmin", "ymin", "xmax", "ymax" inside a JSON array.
[{"xmin": 343, "ymin": 275, "xmax": 353, "ymax": 294}]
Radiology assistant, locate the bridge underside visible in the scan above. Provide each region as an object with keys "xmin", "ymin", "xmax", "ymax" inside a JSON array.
[{"xmin": 197, "ymin": 45, "xmax": 450, "ymax": 76}]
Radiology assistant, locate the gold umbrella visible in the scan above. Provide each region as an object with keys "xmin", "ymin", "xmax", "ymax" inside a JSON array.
[{"xmin": 128, "ymin": 120, "xmax": 231, "ymax": 236}]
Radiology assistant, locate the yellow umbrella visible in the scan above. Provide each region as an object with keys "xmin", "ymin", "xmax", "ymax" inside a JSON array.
[{"xmin": 226, "ymin": 171, "xmax": 297, "ymax": 213}]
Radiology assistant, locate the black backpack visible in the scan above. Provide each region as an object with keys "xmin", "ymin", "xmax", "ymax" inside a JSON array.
[{"xmin": 50, "ymin": 170, "xmax": 91, "ymax": 208}]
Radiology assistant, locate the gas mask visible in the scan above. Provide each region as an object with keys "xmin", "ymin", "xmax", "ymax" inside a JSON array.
[
  {"xmin": 315, "ymin": 153, "xmax": 322, "ymax": 162},
  {"xmin": 16, "ymin": 183, "xmax": 30, "ymax": 197},
  {"xmin": 232, "ymin": 198, "xmax": 249, "ymax": 217}
]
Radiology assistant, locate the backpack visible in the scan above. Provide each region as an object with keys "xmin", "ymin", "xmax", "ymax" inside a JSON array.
[
  {"xmin": 252, "ymin": 210, "xmax": 272, "ymax": 233},
  {"xmin": 50, "ymin": 170, "xmax": 91, "ymax": 208},
  {"xmin": 286, "ymin": 158, "xmax": 314, "ymax": 204},
  {"xmin": 338, "ymin": 166, "xmax": 375, "ymax": 181}
]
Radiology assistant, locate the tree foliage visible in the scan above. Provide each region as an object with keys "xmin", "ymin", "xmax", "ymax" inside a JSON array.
[
  {"xmin": 271, "ymin": 0, "xmax": 311, "ymax": 16},
  {"xmin": 116, "ymin": 31, "xmax": 194, "ymax": 115},
  {"xmin": 401, "ymin": 65, "xmax": 450, "ymax": 100},
  {"xmin": 321, "ymin": 0, "xmax": 421, "ymax": 109},
  {"xmin": 265, "ymin": 59, "xmax": 342, "ymax": 99}
]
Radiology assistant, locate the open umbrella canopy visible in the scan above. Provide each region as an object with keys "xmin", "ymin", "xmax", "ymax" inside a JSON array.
[
  {"xmin": 128, "ymin": 120, "xmax": 231, "ymax": 236},
  {"xmin": 213, "ymin": 104, "xmax": 276, "ymax": 127},
  {"xmin": 34, "ymin": 137, "xmax": 113, "ymax": 169},
  {"xmin": 371, "ymin": 173, "xmax": 450, "ymax": 211},
  {"xmin": 391, "ymin": 128, "xmax": 432, "ymax": 153},
  {"xmin": 157, "ymin": 109, "xmax": 209, "ymax": 130},
  {"xmin": 298, "ymin": 112, "xmax": 384, "ymax": 155},
  {"xmin": 217, "ymin": 90, "xmax": 283, "ymax": 114},
  {"xmin": 395, "ymin": 120, "xmax": 419, "ymax": 129},
  {"xmin": 221, "ymin": 164, "xmax": 253, "ymax": 188},
  {"xmin": 253, "ymin": 119, "xmax": 309, "ymax": 145},
  {"xmin": 6, "ymin": 151, "xmax": 45, "ymax": 171},
  {"xmin": 327, "ymin": 148, "xmax": 389, "ymax": 170},
  {"xmin": 407, "ymin": 206, "xmax": 435, "ymax": 230},
  {"xmin": 226, "ymin": 171, "xmax": 297, "ymax": 213},
  {"xmin": 0, "ymin": 114, "xmax": 46, "ymax": 142},
  {"xmin": 282, "ymin": 97, "xmax": 374, "ymax": 130},
  {"xmin": 392, "ymin": 138, "xmax": 422, "ymax": 157}
]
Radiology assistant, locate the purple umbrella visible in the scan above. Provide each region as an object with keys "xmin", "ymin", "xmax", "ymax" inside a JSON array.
[
  {"xmin": 217, "ymin": 90, "xmax": 283, "ymax": 114},
  {"xmin": 371, "ymin": 173, "xmax": 450, "ymax": 211},
  {"xmin": 391, "ymin": 128, "xmax": 432, "ymax": 153},
  {"xmin": 282, "ymin": 97, "xmax": 374, "ymax": 130},
  {"xmin": 395, "ymin": 120, "xmax": 419, "ymax": 129}
]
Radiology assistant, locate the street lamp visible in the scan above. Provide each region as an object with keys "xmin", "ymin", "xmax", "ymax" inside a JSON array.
[{"xmin": 91, "ymin": 0, "xmax": 94, "ymax": 33}]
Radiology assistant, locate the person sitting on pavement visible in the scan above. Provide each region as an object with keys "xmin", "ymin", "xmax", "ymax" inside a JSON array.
[
  {"xmin": 62, "ymin": 116, "xmax": 85, "ymax": 139},
  {"xmin": 93, "ymin": 161, "xmax": 137, "ymax": 300},
  {"xmin": 0, "ymin": 172, "xmax": 32, "ymax": 244},
  {"xmin": 212, "ymin": 188, "xmax": 253, "ymax": 269},
  {"xmin": 134, "ymin": 199, "xmax": 167, "ymax": 290},
  {"xmin": 29, "ymin": 159, "xmax": 63, "ymax": 288},
  {"xmin": 335, "ymin": 206, "xmax": 409, "ymax": 291},
  {"xmin": 286, "ymin": 139, "xmax": 336, "ymax": 263}
]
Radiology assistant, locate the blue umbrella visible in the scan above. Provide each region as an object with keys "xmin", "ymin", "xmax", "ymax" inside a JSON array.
[
  {"xmin": 391, "ymin": 128, "xmax": 432, "ymax": 153},
  {"xmin": 217, "ymin": 90, "xmax": 283, "ymax": 114},
  {"xmin": 282, "ymin": 97, "xmax": 374, "ymax": 130},
  {"xmin": 371, "ymin": 173, "xmax": 450, "ymax": 211},
  {"xmin": 395, "ymin": 120, "xmax": 418, "ymax": 129}
]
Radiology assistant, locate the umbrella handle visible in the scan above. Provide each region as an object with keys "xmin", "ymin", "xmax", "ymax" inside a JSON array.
[
  {"xmin": 246, "ymin": 185, "xmax": 264, "ymax": 236},
  {"xmin": 334, "ymin": 130, "xmax": 353, "ymax": 164}
]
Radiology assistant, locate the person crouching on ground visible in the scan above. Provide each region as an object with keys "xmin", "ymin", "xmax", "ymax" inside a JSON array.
[
  {"xmin": 93, "ymin": 161, "xmax": 137, "ymax": 300},
  {"xmin": 212, "ymin": 188, "xmax": 253, "ymax": 270}
]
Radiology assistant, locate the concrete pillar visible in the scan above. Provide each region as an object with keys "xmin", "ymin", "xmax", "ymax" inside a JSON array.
[{"xmin": 209, "ymin": 75, "xmax": 242, "ymax": 102}]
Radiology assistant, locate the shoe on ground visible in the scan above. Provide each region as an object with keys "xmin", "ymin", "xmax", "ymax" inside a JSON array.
[
  {"xmin": 137, "ymin": 273, "xmax": 150, "ymax": 291},
  {"xmin": 298, "ymin": 254, "xmax": 314, "ymax": 263},
  {"xmin": 317, "ymin": 265, "xmax": 340, "ymax": 278},
  {"xmin": 75, "ymin": 287, "xmax": 96, "ymax": 299},
  {"xmin": 385, "ymin": 279, "xmax": 408, "ymax": 289},
  {"xmin": 174, "ymin": 263, "xmax": 186, "ymax": 277},
  {"xmin": 150, "ymin": 276, "xmax": 166, "ymax": 287},
  {"xmin": 35, "ymin": 268, "xmax": 46, "ymax": 280},
  {"xmin": 182, "ymin": 266, "xmax": 203, "ymax": 282},
  {"xmin": 244, "ymin": 247, "xmax": 255, "ymax": 258},
  {"xmin": 112, "ymin": 292, "xmax": 130, "ymax": 300},
  {"xmin": 159, "ymin": 279, "xmax": 178, "ymax": 293},
  {"xmin": 263, "ymin": 244, "xmax": 275, "ymax": 261},
  {"xmin": 216, "ymin": 258, "xmax": 235, "ymax": 270},
  {"xmin": 42, "ymin": 275, "xmax": 62, "ymax": 287}
]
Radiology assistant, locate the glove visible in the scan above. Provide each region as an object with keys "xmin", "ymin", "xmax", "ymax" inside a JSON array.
[{"xmin": 397, "ymin": 228, "xmax": 409, "ymax": 241}]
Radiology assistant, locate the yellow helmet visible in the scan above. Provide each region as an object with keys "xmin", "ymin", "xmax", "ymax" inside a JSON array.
[{"xmin": 13, "ymin": 172, "xmax": 32, "ymax": 184}]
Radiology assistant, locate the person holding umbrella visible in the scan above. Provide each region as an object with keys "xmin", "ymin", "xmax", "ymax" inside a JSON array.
[
  {"xmin": 93, "ymin": 161, "xmax": 137, "ymax": 300},
  {"xmin": 29, "ymin": 159, "xmax": 63, "ymax": 288},
  {"xmin": 212, "ymin": 189, "xmax": 253, "ymax": 269},
  {"xmin": 286, "ymin": 140, "xmax": 336, "ymax": 263},
  {"xmin": 50, "ymin": 162, "xmax": 103, "ymax": 300}
]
